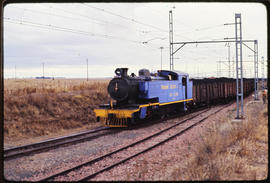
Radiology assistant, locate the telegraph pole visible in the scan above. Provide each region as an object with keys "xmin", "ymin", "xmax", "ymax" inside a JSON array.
[
  {"xmin": 261, "ymin": 56, "xmax": 265, "ymax": 89},
  {"xmin": 169, "ymin": 10, "xmax": 174, "ymax": 71},
  {"xmin": 15, "ymin": 65, "xmax": 16, "ymax": 80},
  {"xmin": 254, "ymin": 40, "xmax": 259, "ymax": 100},
  {"xmin": 160, "ymin": 46, "xmax": 164, "ymax": 70},
  {"xmin": 226, "ymin": 43, "xmax": 231, "ymax": 77},
  {"xmin": 86, "ymin": 58, "xmax": 89, "ymax": 81},
  {"xmin": 232, "ymin": 56, "xmax": 235, "ymax": 78},
  {"xmin": 234, "ymin": 13, "xmax": 244, "ymax": 118},
  {"xmin": 42, "ymin": 62, "xmax": 45, "ymax": 79},
  {"xmin": 216, "ymin": 63, "xmax": 219, "ymax": 77},
  {"xmin": 216, "ymin": 60, "xmax": 223, "ymax": 77},
  {"xmin": 168, "ymin": 12, "xmax": 257, "ymax": 119}
]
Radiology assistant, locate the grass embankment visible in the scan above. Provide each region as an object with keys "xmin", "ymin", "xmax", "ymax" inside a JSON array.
[
  {"xmin": 4, "ymin": 79, "xmax": 110, "ymax": 141},
  {"xmin": 170, "ymin": 100, "xmax": 268, "ymax": 180}
]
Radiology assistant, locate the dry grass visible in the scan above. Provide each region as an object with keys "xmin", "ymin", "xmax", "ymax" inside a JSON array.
[
  {"xmin": 4, "ymin": 78, "xmax": 109, "ymax": 95},
  {"xmin": 4, "ymin": 78, "xmax": 110, "ymax": 143},
  {"xmin": 169, "ymin": 100, "xmax": 268, "ymax": 180}
]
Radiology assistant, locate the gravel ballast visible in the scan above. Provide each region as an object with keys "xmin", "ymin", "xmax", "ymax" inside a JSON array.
[{"xmin": 4, "ymin": 95, "xmax": 259, "ymax": 181}]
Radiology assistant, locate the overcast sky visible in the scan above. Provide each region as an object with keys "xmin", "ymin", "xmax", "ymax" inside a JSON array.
[{"xmin": 3, "ymin": 2, "xmax": 267, "ymax": 78}]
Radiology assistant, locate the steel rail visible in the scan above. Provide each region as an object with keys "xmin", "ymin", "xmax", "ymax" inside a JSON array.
[
  {"xmin": 38, "ymin": 105, "xmax": 227, "ymax": 181},
  {"xmin": 4, "ymin": 106, "xmax": 206, "ymax": 160},
  {"xmin": 4, "ymin": 126, "xmax": 111, "ymax": 159},
  {"xmin": 79, "ymin": 104, "xmax": 228, "ymax": 181}
]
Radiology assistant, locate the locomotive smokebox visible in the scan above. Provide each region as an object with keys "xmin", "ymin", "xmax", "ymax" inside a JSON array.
[
  {"xmin": 108, "ymin": 78, "xmax": 129, "ymax": 101},
  {"xmin": 108, "ymin": 68, "xmax": 139, "ymax": 104}
]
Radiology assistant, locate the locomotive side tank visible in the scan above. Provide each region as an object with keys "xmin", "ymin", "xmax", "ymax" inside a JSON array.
[
  {"xmin": 94, "ymin": 68, "xmax": 193, "ymax": 127},
  {"xmin": 139, "ymin": 70, "xmax": 192, "ymax": 104}
]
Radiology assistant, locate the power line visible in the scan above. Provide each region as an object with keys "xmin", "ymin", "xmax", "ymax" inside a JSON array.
[
  {"xmin": 40, "ymin": 4, "xmax": 127, "ymax": 28},
  {"xmin": 132, "ymin": 6, "xmax": 193, "ymax": 40},
  {"xmin": 11, "ymin": 4, "xmax": 220, "ymax": 43},
  {"xmin": 5, "ymin": 17, "xmax": 166, "ymax": 54},
  {"xmin": 4, "ymin": 17, "xmax": 142, "ymax": 44},
  {"xmin": 8, "ymin": 6, "xmax": 106, "ymax": 26},
  {"xmin": 10, "ymin": 5, "xmax": 168, "ymax": 41},
  {"xmin": 81, "ymin": 3, "xmax": 168, "ymax": 33},
  {"xmin": 179, "ymin": 24, "xmax": 225, "ymax": 35}
]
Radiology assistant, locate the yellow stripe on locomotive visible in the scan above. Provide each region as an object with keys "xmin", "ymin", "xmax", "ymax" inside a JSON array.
[
  {"xmin": 94, "ymin": 108, "xmax": 138, "ymax": 127},
  {"xmin": 94, "ymin": 99, "xmax": 193, "ymax": 127}
]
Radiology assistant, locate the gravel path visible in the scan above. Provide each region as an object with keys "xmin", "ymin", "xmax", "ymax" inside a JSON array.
[{"xmin": 4, "ymin": 97, "xmax": 254, "ymax": 181}]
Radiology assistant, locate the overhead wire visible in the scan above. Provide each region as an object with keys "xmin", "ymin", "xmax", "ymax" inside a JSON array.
[
  {"xmin": 144, "ymin": 7, "xmax": 226, "ymax": 41},
  {"xmin": 81, "ymin": 3, "xmax": 169, "ymax": 33},
  {"xmin": 182, "ymin": 24, "xmax": 226, "ymax": 35},
  {"xmin": 20, "ymin": 4, "xmax": 228, "ymax": 49},
  {"xmin": 8, "ymin": 6, "xmax": 106, "ymax": 26},
  {"xmin": 6, "ymin": 4, "xmax": 237, "ymax": 64},
  {"xmin": 39, "ymin": 4, "xmax": 128, "ymax": 29},
  {"xmin": 4, "ymin": 17, "xmax": 141, "ymax": 44},
  {"xmin": 161, "ymin": 15, "xmax": 235, "ymax": 66},
  {"xmin": 34, "ymin": 4, "xmax": 169, "ymax": 40},
  {"xmin": 4, "ymin": 16, "xmax": 167, "ymax": 54},
  {"xmin": 82, "ymin": 3, "xmax": 196, "ymax": 41}
]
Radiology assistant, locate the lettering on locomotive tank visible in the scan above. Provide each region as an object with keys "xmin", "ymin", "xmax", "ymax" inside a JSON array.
[
  {"xmin": 170, "ymin": 85, "xmax": 177, "ymax": 89},
  {"xmin": 161, "ymin": 85, "xmax": 169, "ymax": 89},
  {"xmin": 169, "ymin": 92, "xmax": 178, "ymax": 97}
]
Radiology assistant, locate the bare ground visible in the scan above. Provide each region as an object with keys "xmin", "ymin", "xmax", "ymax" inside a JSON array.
[
  {"xmin": 4, "ymin": 93, "xmax": 267, "ymax": 181},
  {"xmin": 90, "ymin": 93, "xmax": 268, "ymax": 181},
  {"xmin": 3, "ymin": 79, "xmax": 268, "ymax": 181},
  {"xmin": 4, "ymin": 79, "xmax": 109, "ymax": 148}
]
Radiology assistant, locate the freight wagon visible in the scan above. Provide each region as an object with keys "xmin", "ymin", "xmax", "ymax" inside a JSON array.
[{"xmin": 191, "ymin": 78, "xmax": 254, "ymax": 106}]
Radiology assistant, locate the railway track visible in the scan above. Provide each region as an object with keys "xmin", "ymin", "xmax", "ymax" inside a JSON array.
[
  {"xmin": 37, "ymin": 104, "xmax": 229, "ymax": 181},
  {"xmin": 3, "ymin": 106, "xmax": 203, "ymax": 160},
  {"xmin": 4, "ymin": 126, "xmax": 116, "ymax": 160}
]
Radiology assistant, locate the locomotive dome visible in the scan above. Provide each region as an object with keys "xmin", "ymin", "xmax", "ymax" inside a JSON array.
[{"xmin": 158, "ymin": 70, "xmax": 189, "ymax": 76}]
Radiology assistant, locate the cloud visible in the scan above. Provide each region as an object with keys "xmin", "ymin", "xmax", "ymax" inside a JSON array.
[{"xmin": 3, "ymin": 2, "xmax": 267, "ymax": 78}]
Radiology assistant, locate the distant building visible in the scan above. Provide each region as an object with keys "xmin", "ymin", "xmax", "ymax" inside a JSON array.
[
  {"xmin": 35, "ymin": 76, "xmax": 52, "ymax": 79},
  {"xmin": 35, "ymin": 76, "xmax": 66, "ymax": 79}
]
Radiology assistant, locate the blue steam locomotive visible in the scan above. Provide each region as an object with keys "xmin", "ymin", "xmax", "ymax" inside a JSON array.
[{"xmin": 94, "ymin": 68, "xmax": 193, "ymax": 127}]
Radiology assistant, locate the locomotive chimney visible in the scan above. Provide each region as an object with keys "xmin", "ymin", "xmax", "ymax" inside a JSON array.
[
  {"xmin": 121, "ymin": 68, "xmax": 128, "ymax": 77},
  {"xmin": 115, "ymin": 68, "xmax": 129, "ymax": 77}
]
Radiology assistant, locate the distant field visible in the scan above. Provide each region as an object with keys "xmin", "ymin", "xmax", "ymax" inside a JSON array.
[
  {"xmin": 4, "ymin": 78, "xmax": 111, "ymax": 143},
  {"xmin": 4, "ymin": 78, "xmax": 110, "ymax": 95}
]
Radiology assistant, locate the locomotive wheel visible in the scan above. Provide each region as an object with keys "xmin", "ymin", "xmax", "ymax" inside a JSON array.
[
  {"xmin": 159, "ymin": 107, "xmax": 168, "ymax": 119},
  {"xmin": 129, "ymin": 112, "xmax": 139, "ymax": 125}
]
